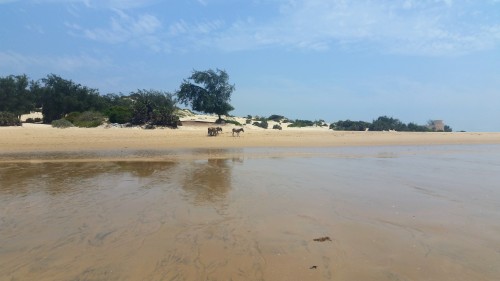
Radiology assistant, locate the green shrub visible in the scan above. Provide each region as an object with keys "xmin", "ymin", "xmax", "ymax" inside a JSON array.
[
  {"xmin": 314, "ymin": 119, "xmax": 327, "ymax": 127},
  {"xmin": 26, "ymin": 117, "xmax": 42, "ymax": 123},
  {"xmin": 0, "ymin": 112, "xmax": 21, "ymax": 126},
  {"xmin": 65, "ymin": 112, "xmax": 81, "ymax": 124},
  {"xmin": 288, "ymin": 119, "xmax": 314, "ymax": 127},
  {"xmin": 246, "ymin": 119, "xmax": 252, "ymax": 124},
  {"xmin": 224, "ymin": 119, "xmax": 242, "ymax": 126},
  {"xmin": 107, "ymin": 106, "xmax": 132, "ymax": 124},
  {"xmin": 273, "ymin": 124, "xmax": 282, "ymax": 130},
  {"xmin": 72, "ymin": 111, "xmax": 105, "ymax": 128},
  {"xmin": 253, "ymin": 120, "xmax": 268, "ymax": 129},
  {"xmin": 51, "ymin": 119, "xmax": 74, "ymax": 128},
  {"xmin": 268, "ymin": 114, "xmax": 285, "ymax": 121}
]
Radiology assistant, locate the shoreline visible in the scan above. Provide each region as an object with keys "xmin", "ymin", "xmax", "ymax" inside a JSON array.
[{"xmin": 1, "ymin": 124, "xmax": 500, "ymax": 162}]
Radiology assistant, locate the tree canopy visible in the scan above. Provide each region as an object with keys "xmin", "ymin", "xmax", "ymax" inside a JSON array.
[
  {"xmin": 330, "ymin": 116, "xmax": 451, "ymax": 132},
  {"xmin": 0, "ymin": 74, "xmax": 35, "ymax": 118},
  {"xmin": 129, "ymin": 89, "xmax": 178, "ymax": 127},
  {"xmin": 34, "ymin": 74, "xmax": 103, "ymax": 123},
  {"xmin": 177, "ymin": 69, "xmax": 235, "ymax": 121}
]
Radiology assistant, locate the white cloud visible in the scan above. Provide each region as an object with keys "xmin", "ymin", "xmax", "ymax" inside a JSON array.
[
  {"xmin": 168, "ymin": 19, "xmax": 224, "ymax": 36},
  {"xmin": 0, "ymin": 51, "xmax": 111, "ymax": 72},
  {"xmin": 68, "ymin": 11, "xmax": 162, "ymax": 47},
  {"xmin": 196, "ymin": 0, "xmax": 500, "ymax": 56},
  {"xmin": 57, "ymin": 0, "xmax": 500, "ymax": 56},
  {"xmin": 29, "ymin": 0, "xmax": 158, "ymax": 10},
  {"xmin": 25, "ymin": 24, "xmax": 45, "ymax": 34}
]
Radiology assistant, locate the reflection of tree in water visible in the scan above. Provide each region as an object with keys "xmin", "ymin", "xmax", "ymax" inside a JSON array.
[
  {"xmin": 181, "ymin": 155, "xmax": 241, "ymax": 205},
  {"xmin": 115, "ymin": 161, "xmax": 177, "ymax": 178},
  {"xmin": 0, "ymin": 161, "xmax": 177, "ymax": 196}
]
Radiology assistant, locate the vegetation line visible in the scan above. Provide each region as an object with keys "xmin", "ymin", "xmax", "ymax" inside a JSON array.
[{"xmin": 1, "ymin": 71, "xmax": 451, "ymax": 132}]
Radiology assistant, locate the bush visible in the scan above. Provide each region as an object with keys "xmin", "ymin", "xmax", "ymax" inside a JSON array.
[
  {"xmin": 51, "ymin": 119, "xmax": 74, "ymax": 128},
  {"xmin": 25, "ymin": 117, "xmax": 43, "ymax": 123},
  {"xmin": 130, "ymin": 90, "xmax": 178, "ymax": 128},
  {"xmin": 65, "ymin": 112, "xmax": 81, "ymax": 124},
  {"xmin": 273, "ymin": 124, "xmax": 282, "ymax": 130},
  {"xmin": 288, "ymin": 119, "xmax": 314, "ymax": 127},
  {"xmin": 246, "ymin": 119, "xmax": 252, "ymax": 124},
  {"xmin": 330, "ymin": 120, "xmax": 371, "ymax": 131},
  {"xmin": 314, "ymin": 119, "xmax": 327, "ymax": 127},
  {"xmin": 224, "ymin": 119, "xmax": 242, "ymax": 126},
  {"xmin": 253, "ymin": 120, "xmax": 268, "ymax": 129},
  {"xmin": 0, "ymin": 112, "xmax": 21, "ymax": 126},
  {"xmin": 107, "ymin": 106, "xmax": 133, "ymax": 124},
  {"xmin": 268, "ymin": 114, "xmax": 285, "ymax": 122},
  {"xmin": 72, "ymin": 111, "xmax": 105, "ymax": 128}
]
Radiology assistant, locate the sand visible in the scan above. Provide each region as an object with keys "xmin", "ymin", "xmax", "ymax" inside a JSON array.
[{"xmin": 1, "ymin": 123, "xmax": 500, "ymax": 157}]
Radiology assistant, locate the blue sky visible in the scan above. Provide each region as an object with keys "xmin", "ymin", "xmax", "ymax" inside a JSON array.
[{"xmin": 1, "ymin": 0, "xmax": 499, "ymax": 131}]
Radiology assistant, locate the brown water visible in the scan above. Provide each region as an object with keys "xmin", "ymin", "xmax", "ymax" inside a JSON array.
[{"xmin": 1, "ymin": 145, "xmax": 499, "ymax": 281}]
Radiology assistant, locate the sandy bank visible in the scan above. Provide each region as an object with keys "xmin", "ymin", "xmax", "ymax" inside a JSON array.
[{"xmin": 1, "ymin": 123, "xmax": 499, "ymax": 157}]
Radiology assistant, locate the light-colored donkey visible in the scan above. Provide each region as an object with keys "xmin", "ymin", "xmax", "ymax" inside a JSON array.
[{"xmin": 232, "ymin": 128, "xmax": 244, "ymax": 137}]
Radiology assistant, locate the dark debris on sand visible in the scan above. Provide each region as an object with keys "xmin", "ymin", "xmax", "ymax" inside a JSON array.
[{"xmin": 313, "ymin": 236, "xmax": 332, "ymax": 242}]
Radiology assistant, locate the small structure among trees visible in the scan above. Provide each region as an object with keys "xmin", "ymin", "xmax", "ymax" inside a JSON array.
[{"xmin": 427, "ymin": 120, "xmax": 445, "ymax": 131}]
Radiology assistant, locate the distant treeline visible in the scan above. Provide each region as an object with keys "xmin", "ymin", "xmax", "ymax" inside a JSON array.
[
  {"xmin": 0, "ymin": 73, "xmax": 179, "ymax": 128},
  {"xmin": 1, "ymin": 73, "xmax": 451, "ymax": 132},
  {"xmin": 330, "ymin": 116, "xmax": 452, "ymax": 132},
  {"xmin": 0, "ymin": 70, "xmax": 237, "ymax": 128},
  {"xmin": 252, "ymin": 114, "xmax": 452, "ymax": 132}
]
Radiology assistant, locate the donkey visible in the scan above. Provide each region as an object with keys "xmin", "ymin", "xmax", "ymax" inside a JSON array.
[
  {"xmin": 208, "ymin": 127, "xmax": 223, "ymax": 136},
  {"xmin": 232, "ymin": 128, "xmax": 244, "ymax": 137}
]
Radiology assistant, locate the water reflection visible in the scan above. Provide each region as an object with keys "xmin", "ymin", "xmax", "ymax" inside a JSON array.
[
  {"xmin": 0, "ymin": 149, "xmax": 243, "ymax": 202},
  {"xmin": 0, "ymin": 161, "xmax": 178, "ymax": 196},
  {"xmin": 181, "ymin": 158, "xmax": 233, "ymax": 204},
  {"xmin": 2, "ymin": 146, "xmax": 499, "ymax": 281}
]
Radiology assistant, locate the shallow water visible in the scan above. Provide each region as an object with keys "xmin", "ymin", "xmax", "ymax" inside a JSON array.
[{"xmin": 1, "ymin": 145, "xmax": 499, "ymax": 281}]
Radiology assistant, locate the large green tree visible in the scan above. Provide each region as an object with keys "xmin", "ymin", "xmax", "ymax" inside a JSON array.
[
  {"xmin": 370, "ymin": 116, "xmax": 407, "ymax": 131},
  {"xmin": 130, "ymin": 89, "xmax": 178, "ymax": 127},
  {"xmin": 35, "ymin": 74, "xmax": 102, "ymax": 123},
  {"xmin": 177, "ymin": 69, "xmax": 235, "ymax": 121},
  {"xmin": 0, "ymin": 74, "xmax": 35, "ymax": 118}
]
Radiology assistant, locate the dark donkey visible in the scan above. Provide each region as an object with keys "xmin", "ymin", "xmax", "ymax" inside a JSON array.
[{"xmin": 208, "ymin": 127, "xmax": 223, "ymax": 136}]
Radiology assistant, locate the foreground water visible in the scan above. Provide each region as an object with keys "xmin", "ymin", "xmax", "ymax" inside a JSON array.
[{"xmin": 1, "ymin": 145, "xmax": 499, "ymax": 281}]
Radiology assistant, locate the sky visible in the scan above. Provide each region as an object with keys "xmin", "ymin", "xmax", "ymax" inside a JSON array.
[{"xmin": 1, "ymin": 0, "xmax": 500, "ymax": 131}]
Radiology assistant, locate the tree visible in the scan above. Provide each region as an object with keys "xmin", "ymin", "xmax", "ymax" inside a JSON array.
[
  {"xmin": 407, "ymin": 122, "xmax": 430, "ymax": 132},
  {"xmin": 130, "ymin": 89, "xmax": 178, "ymax": 127},
  {"xmin": 0, "ymin": 74, "xmax": 35, "ymax": 118},
  {"xmin": 36, "ymin": 74, "xmax": 102, "ymax": 123},
  {"xmin": 330, "ymin": 119, "xmax": 371, "ymax": 131},
  {"xmin": 177, "ymin": 69, "xmax": 235, "ymax": 121},
  {"xmin": 370, "ymin": 116, "xmax": 407, "ymax": 131}
]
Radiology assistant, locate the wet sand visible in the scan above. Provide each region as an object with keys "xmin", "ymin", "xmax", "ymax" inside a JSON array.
[{"xmin": 1, "ymin": 146, "xmax": 499, "ymax": 280}]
